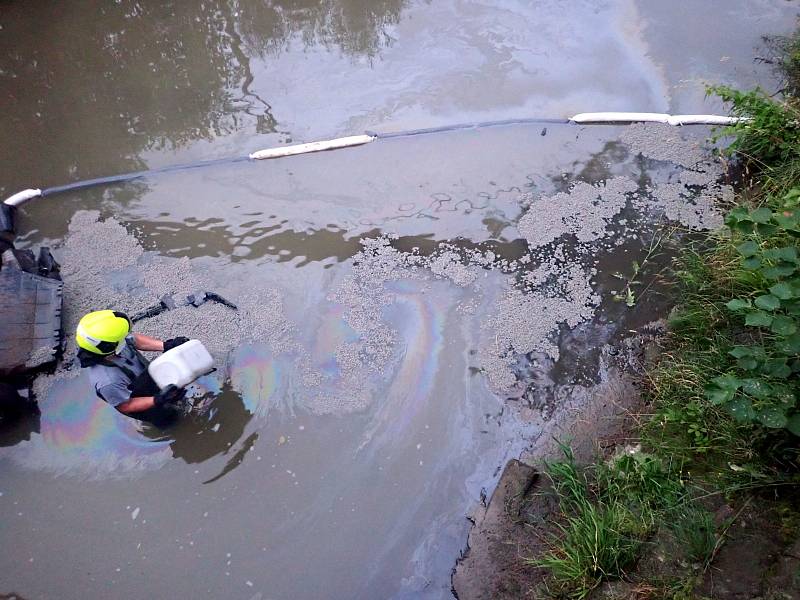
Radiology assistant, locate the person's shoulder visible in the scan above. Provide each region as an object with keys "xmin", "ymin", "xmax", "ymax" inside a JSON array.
[
  {"xmin": 87, "ymin": 362, "xmax": 119, "ymax": 388},
  {"xmin": 95, "ymin": 380, "xmax": 131, "ymax": 407}
]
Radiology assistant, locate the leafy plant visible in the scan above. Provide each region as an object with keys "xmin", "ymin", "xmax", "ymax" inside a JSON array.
[
  {"xmin": 611, "ymin": 228, "xmax": 672, "ymax": 308},
  {"xmin": 704, "ymin": 190, "xmax": 800, "ymax": 435},
  {"xmin": 662, "ymin": 401, "xmax": 712, "ymax": 452},
  {"xmin": 708, "ymin": 85, "xmax": 800, "ymax": 167}
]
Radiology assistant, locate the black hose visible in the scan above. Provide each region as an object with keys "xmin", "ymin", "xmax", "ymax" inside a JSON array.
[
  {"xmin": 34, "ymin": 117, "xmax": 572, "ymax": 198},
  {"xmin": 40, "ymin": 155, "xmax": 252, "ymax": 197},
  {"xmin": 368, "ymin": 117, "xmax": 569, "ymax": 139}
]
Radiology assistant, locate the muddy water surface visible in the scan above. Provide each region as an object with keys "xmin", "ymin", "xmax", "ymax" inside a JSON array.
[{"xmin": 1, "ymin": 2, "xmax": 797, "ymax": 599}]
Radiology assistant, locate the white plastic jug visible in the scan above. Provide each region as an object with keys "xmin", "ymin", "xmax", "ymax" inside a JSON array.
[{"xmin": 148, "ymin": 339, "xmax": 214, "ymax": 389}]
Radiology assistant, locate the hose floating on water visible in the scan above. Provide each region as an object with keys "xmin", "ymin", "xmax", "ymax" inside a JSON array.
[
  {"xmin": 569, "ymin": 112, "xmax": 743, "ymax": 126},
  {"xmin": 3, "ymin": 112, "xmax": 744, "ymax": 208}
]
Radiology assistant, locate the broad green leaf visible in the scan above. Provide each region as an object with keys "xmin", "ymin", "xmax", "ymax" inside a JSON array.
[
  {"xmin": 762, "ymin": 265, "xmax": 796, "ymax": 280},
  {"xmin": 728, "ymin": 346, "xmax": 753, "ymax": 358},
  {"xmin": 769, "ymin": 385, "xmax": 795, "ymax": 406},
  {"xmin": 787, "ymin": 413, "xmax": 800, "ymax": 436},
  {"xmin": 769, "ymin": 283, "xmax": 795, "ymax": 300},
  {"xmin": 706, "ymin": 387, "xmax": 735, "ymax": 406},
  {"xmin": 745, "ymin": 311, "xmax": 773, "ymax": 327},
  {"xmin": 711, "ymin": 374, "xmax": 742, "ymax": 391},
  {"xmin": 725, "ymin": 206, "xmax": 751, "ymax": 223},
  {"xmin": 764, "ymin": 359, "xmax": 792, "ymax": 378},
  {"xmin": 750, "ymin": 207, "xmax": 773, "ymax": 223},
  {"xmin": 755, "ymin": 295, "xmax": 781, "ymax": 311},
  {"xmin": 736, "ymin": 241, "xmax": 759, "ymax": 257},
  {"xmin": 742, "ymin": 378, "xmax": 772, "ymax": 399},
  {"xmin": 742, "ymin": 257, "xmax": 761, "ymax": 270},
  {"xmin": 771, "ymin": 315, "xmax": 798, "ymax": 336},
  {"xmin": 726, "ymin": 299, "xmax": 752, "ymax": 311},
  {"xmin": 756, "ymin": 223, "xmax": 779, "ymax": 236},
  {"xmin": 774, "ymin": 212, "xmax": 799, "ymax": 229},
  {"xmin": 763, "ymin": 247, "xmax": 799, "ymax": 263},
  {"xmin": 756, "ymin": 407, "xmax": 788, "ymax": 429},
  {"xmin": 778, "ymin": 334, "xmax": 800, "ymax": 353},
  {"xmin": 727, "ymin": 397, "xmax": 755, "ymax": 422},
  {"xmin": 736, "ymin": 357, "xmax": 758, "ymax": 370},
  {"xmin": 783, "ymin": 247, "xmax": 800, "ymax": 263}
]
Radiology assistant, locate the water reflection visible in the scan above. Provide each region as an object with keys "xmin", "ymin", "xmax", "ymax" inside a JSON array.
[
  {"xmin": 129, "ymin": 216, "xmax": 374, "ymax": 265},
  {"xmin": 11, "ymin": 372, "xmax": 171, "ymax": 475},
  {"xmin": 160, "ymin": 380, "xmax": 254, "ymax": 467},
  {"xmin": 0, "ymin": 0, "xmax": 407, "ymax": 196},
  {"xmin": 0, "ymin": 369, "xmax": 259, "ymax": 477}
]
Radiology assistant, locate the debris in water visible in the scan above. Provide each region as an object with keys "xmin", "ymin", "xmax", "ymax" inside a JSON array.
[{"xmin": 517, "ymin": 177, "xmax": 637, "ymax": 248}]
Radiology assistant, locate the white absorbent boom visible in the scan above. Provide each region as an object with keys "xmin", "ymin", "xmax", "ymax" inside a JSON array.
[{"xmin": 4, "ymin": 113, "xmax": 744, "ymax": 207}]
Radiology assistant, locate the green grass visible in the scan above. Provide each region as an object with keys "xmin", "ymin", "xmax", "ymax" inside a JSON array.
[
  {"xmin": 532, "ymin": 448, "xmax": 691, "ymax": 599},
  {"xmin": 668, "ymin": 505, "xmax": 718, "ymax": 566}
]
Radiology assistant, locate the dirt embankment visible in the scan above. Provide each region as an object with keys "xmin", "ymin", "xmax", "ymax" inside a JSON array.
[{"xmin": 452, "ymin": 325, "xmax": 659, "ymax": 599}]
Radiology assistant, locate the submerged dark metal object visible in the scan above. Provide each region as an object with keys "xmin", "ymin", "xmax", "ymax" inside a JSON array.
[
  {"xmin": 0, "ymin": 267, "xmax": 63, "ymax": 376},
  {"xmin": 0, "ymin": 205, "xmax": 14, "ymax": 254},
  {"xmin": 131, "ymin": 290, "xmax": 238, "ymax": 323}
]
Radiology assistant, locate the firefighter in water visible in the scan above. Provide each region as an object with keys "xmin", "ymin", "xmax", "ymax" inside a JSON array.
[{"xmin": 75, "ymin": 310, "xmax": 189, "ymax": 425}]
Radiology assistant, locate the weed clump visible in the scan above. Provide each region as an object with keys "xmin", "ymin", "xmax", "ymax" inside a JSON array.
[{"xmin": 534, "ymin": 448, "xmax": 691, "ymax": 599}]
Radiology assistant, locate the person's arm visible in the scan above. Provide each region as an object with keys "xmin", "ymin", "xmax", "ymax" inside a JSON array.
[
  {"xmin": 133, "ymin": 332, "xmax": 164, "ymax": 352},
  {"xmin": 98, "ymin": 382, "xmax": 158, "ymax": 413},
  {"xmin": 116, "ymin": 385, "xmax": 186, "ymax": 414},
  {"xmin": 116, "ymin": 396, "xmax": 157, "ymax": 414}
]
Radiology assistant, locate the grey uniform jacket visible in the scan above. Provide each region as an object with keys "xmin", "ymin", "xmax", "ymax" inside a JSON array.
[{"xmin": 88, "ymin": 336, "xmax": 149, "ymax": 407}]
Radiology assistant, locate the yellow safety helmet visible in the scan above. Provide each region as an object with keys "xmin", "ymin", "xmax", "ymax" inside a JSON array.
[{"xmin": 76, "ymin": 310, "xmax": 132, "ymax": 355}]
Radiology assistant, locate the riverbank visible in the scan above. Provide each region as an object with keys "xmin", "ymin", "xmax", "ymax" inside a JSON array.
[{"xmin": 454, "ymin": 28, "xmax": 800, "ymax": 600}]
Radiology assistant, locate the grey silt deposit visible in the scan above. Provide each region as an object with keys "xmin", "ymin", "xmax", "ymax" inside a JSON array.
[
  {"xmin": 622, "ymin": 122, "xmax": 730, "ymax": 231},
  {"xmin": 620, "ymin": 122, "xmax": 709, "ymax": 168},
  {"xmin": 478, "ymin": 259, "xmax": 599, "ymax": 394},
  {"xmin": 481, "ymin": 125, "xmax": 733, "ymax": 396},
  {"xmin": 518, "ymin": 177, "xmax": 639, "ymax": 248},
  {"xmin": 35, "ymin": 121, "xmax": 734, "ymax": 414}
]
